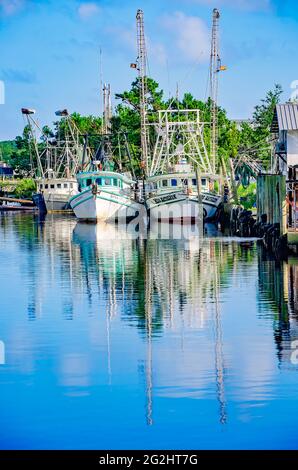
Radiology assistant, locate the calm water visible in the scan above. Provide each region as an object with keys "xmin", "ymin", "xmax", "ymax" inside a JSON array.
[{"xmin": 0, "ymin": 213, "xmax": 298, "ymax": 450}]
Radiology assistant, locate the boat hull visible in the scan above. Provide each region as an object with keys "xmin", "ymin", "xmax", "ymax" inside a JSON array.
[
  {"xmin": 32, "ymin": 193, "xmax": 47, "ymax": 214},
  {"xmin": 201, "ymin": 192, "xmax": 223, "ymax": 220},
  {"xmin": 70, "ymin": 188, "xmax": 143, "ymax": 222},
  {"xmin": 44, "ymin": 194, "xmax": 72, "ymax": 212},
  {"xmin": 146, "ymin": 191, "xmax": 222, "ymax": 222},
  {"xmin": 146, "ymin": 192, "xmax": 201, "ymax": 222}
]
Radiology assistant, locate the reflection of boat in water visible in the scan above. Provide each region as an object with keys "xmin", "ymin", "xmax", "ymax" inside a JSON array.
[
  {"xmin": 9, "ymin": 212, "xmax": 298, "ymax": 434},
  {"xmin": 73, "ymin": 221, "xmax": 227, "ymax": 425},
  {"xmin": 148, "ymin": 219, "xmax": 203, "ymax": 241},
  {"xmin": 9, "ymin": 212, "xmax": 243, "ymax": 426}
]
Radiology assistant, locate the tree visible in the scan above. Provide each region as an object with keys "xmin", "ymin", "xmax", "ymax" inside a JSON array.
[
  {"xmin": 238, "ymin": 84, "xmax": 283, "ymax": 167},
  {"xmin": 0, "ymin": 80, "xmax": 284, "ymax": 179}
]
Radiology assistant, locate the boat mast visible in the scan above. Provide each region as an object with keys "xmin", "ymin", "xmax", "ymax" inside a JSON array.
[
  {"xmin": 209, "ymin": 8, "xmax": 221, "ymax": 175},
  {"xmin": 136, "ymin": 9, "xmax": 149, "ymax": 176},
  {"xmin": 55, "ymin": 110, "xmax": 82, "ymax": 177},
  {"xmin": 21, "ymin": 108, "xmax": 45, "ymax": 178}
]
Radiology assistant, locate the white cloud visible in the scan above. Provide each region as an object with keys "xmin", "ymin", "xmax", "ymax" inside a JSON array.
[
  {"xmin": 148, "ymin": 41, "xmax": 167, "ymax": 66},
  {"xmin": 116, "ymin": 27, "xmax": 135, "ymax": 49},
  {"xmin": 78, "ymin": 2, "xmax": 101, "ymax": 19},
  {"xmin": 191, "ymin": 0, "xmax": 271, "ymax": 12},
  {"xmin": 106, "ymin": 24, "xmax": 167, "ymax": 66},
  {"xmin": 0, "ymin": 0, "xmax": 24, "ymax": 15},
  {"xmin": 163, "ymin": 12, "xmax": 210, "ymax": 63}
]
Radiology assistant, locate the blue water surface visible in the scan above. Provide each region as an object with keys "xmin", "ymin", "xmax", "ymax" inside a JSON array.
[{"xmin": 0, "ymin": 213, "xmax": 297, "ymax": 450}]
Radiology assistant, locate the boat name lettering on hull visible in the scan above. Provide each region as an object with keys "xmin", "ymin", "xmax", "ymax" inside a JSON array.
[
  {"xmin": 202, "ymin": 195, "xmax": 220, "ymax": 204},
  {"xmin": 153, "ymin": 194, "xmax": 178, "ymax": 204}
]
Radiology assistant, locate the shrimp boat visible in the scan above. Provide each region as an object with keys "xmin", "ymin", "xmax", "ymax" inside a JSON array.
[
  {"xmin": 69, "ymin": 168, "xmax": 143, "ymax": 222},
  {"xmin": 146, "ymin": 159, "xmax": 222, "ymax": 222},
  {"xmin": 35, "ymin": 174, "xmax": 78, "ymax": 212},
  {"xmin": 134, "ymin": 10, "xmax": 225, "ymax": 224},
  {"xmin": 69, "ymin": 133, "xmax": 143, "ymax": 223},
  {"xmin": 144, "ymin": 110, "xmax": 222, "ymax": 222},
  {"xmin": 22, "ymin": 108, "xmax": 83, "ymax": 213}
]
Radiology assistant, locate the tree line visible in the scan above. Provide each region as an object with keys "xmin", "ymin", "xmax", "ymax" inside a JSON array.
[{"xmin": 0, "ymin": 79, "xmax": 282, "ymax": 178}]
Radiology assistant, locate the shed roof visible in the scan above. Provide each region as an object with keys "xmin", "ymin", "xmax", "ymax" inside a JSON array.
[{"xmin": 271, "ymin": 103, "xmax": 298, "ymax": 132}]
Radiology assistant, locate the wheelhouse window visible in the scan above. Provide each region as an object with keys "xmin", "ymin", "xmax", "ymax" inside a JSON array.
[
  {"xmin": 57, "ymin": 183, "xmax": 61, "ymax": 189},
  {"xmin": 113, "ymin": 178, "xmax": 118, "ymax": 187},
  {"xmin": 86, "ymin": 179, "xmax": 92, "ymax": 187},
  {"xmin": 45, "ymin": 184, "xmax": 48, "ymax": 189},
  {"xmin": 162, "ymin": 179, "xmax": 168, "ymax": 187},
  {"xmin": 70, "ymin": 183, "xmax": 73, "ymax": 189},
  {"xmin": 39, "ymin": 184, "xmax": 43, "ymax": 190},
  {"xmin": 50, "ymin": 184, "xmax": 55, "ymax": 189},
  {"xmin": 63, "ymin": 183, "xmax": 68, "ymax": 188},
  {"xmin": 104, "ymin": 178, "xmax": 111, "ymax": 186},
  {"xmin": 171, "ymin": 179, "xmax": 177, "ymax": 187},
  {"xmin": 96, "ymin": 178, "xmax": 102, "ymax": 185},
  {"xmin": 201, "ymin": 178, "xmax": 207, "ymax": 186},
  {"xmin": 192, "ymin": 179, "xmax": 197, "ymax": 186}
]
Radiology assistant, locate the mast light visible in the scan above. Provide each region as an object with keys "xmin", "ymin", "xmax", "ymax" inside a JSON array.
[
  {"xmin": 55, "ymin": 109, "xmax": 69, "ymax": 116},
  {"xmin": 21, "ymin": 108, "xmax": 35, "ymax": 115}
]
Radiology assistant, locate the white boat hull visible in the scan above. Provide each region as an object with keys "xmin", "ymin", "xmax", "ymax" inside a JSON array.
[
  {"xmin": 70, "ymin": 188, "xmax": 143, "ymax": 222},
  {"xmin": 146, "ymin": 191, "xmax": 201, "ymax": 222},
  {"xmin": 201, "ymin": 192, "xmax": 223, "ymax": 220},
  {"xmin": 44, "ymin": 193, "xmax": 72, "ymax": 212},
  {"xmin": 146, "ymin": 191, "xmax": 222, "ymax": 222}
]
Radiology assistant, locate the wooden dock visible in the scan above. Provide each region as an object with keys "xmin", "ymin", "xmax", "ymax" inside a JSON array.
[{"xmin": 257, "ymin": 174, "xmax": 298, "ymax": 255}]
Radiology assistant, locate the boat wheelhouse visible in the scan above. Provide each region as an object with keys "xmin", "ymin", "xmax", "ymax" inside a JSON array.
[{"xmin": 36, "ymin": 177, "xmax": 78, "ymax": 211}]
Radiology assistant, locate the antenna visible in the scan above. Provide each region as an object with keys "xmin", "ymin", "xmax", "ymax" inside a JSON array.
[
  {"xmin": 136, "ymin": 9, "xmax": 149, "ymax": 175},
  {"xmin": 100, "ymin": 47, "xmax": 104, "ymax": 134},
  {"xmin": 209, "ymin": 8, "xmax": 226, "ymax": 174},
  {"xmin": 103, "ymin": 83, "xmax": 112, "ymax": 134}
]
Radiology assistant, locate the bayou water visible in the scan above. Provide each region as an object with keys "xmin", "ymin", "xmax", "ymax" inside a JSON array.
[{"xmin": 0, "ymin": 213, "xmax": 297, "ymax": 450}]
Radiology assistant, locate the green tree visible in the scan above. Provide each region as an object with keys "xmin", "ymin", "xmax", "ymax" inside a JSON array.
[
  {"xmin": 0, "ymin": 80, "xmax": 284, "ymax": 180},
  {"xmin": 238, "ymin": 84, "xmax": 283, "ymax": 167}
]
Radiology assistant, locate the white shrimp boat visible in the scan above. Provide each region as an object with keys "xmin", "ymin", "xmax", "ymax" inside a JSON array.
[
  {"xmin": 146, "ymin": 174, "xmax": 222, "ymax": 222},
  {"xmin": 145, "ymin": 163, "xmax": 222, "ymax": 222},
  {"xmin": 134, "ymin": 11, "xmax": 225, "ymax": 225},
  {"xmin": 36, "ymin": 176, "xmax": 78, "ymax": 211},
  {"xmin": 143, "ymin": 110, "xmax": 223, "ymax": 222},
  {"xmin": 22, "ymin": 108, "xmax": 83, "ymax": 213},
  {"xmin": 69, "ymin": 170, "xmax": 143, "ymax": 222}
]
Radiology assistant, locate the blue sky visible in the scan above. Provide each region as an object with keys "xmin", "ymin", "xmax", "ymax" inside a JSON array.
[{"xmin": 0, "ymin": 0, "xmax": 297, "ymax": 140}]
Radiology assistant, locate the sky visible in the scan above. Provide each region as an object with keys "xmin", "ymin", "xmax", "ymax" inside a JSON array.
[{"xmin": 0, "ymin": 0, "xmax": 298, "ymax": 140}]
